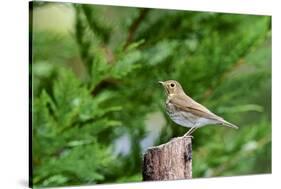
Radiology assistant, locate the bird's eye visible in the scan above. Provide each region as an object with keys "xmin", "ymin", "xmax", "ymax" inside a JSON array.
[{"xmin": 170, "ymin": 83, "xmax": 175, "ymax": 87}]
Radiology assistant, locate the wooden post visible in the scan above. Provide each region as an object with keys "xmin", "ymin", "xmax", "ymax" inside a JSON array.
[{"xmin": 142, "ymin": 136, "xmax": 192, "ymax": 181}]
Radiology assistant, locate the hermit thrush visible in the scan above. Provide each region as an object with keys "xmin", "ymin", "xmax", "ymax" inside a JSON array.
[{"xmin": 159, "ymin": 80, "xmax": 238, "ymax": 136}]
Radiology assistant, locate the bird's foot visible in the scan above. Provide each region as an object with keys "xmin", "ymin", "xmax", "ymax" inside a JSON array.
[
  {"xmin": 183, "ymin": 133, "xmax": 194, "ymax": 139},
  {"xmin": 183, "ymin": 127, "xmax": 196, "ymax": 138}
]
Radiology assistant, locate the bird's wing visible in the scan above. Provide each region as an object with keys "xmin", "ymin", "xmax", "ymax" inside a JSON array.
[{"xmin": 169, "ymin": 94, "xmax": 222, "ymax": 121}]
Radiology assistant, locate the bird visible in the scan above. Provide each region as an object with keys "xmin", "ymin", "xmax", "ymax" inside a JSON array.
[{"xmin": 158, "ymin": 80, "xmax": 238, "ymax": 137}]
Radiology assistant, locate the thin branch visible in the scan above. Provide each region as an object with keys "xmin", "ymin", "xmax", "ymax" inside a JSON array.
[{"xmin": 124, "ymin": 8, "xmax": 149, "ymax": 49}]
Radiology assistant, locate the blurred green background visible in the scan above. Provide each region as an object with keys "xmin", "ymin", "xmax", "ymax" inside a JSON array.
[{"xmin": 31, "ymin": 2, "xmax": 271, "ymax": 188}]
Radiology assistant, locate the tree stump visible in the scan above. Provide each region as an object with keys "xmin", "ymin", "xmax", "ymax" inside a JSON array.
[{"xmin": 142, "ymin": 136, "xmax": 192, "ymax": 181}]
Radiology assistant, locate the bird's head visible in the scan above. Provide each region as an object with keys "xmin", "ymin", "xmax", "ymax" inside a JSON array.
[{"xmin": 158, "ymin": 80, "xmax": 185, "ymax": 96}]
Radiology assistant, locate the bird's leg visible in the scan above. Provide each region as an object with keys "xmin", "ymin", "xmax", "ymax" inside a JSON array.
[{"xmin": 184, "ymin": 127, "xmax": 197, "ymax": 137}]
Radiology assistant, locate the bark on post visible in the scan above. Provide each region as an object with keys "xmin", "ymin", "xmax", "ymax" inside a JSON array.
[{"xmin": 142, "ymin": 136, "xmax": 192, "ymax": 181}]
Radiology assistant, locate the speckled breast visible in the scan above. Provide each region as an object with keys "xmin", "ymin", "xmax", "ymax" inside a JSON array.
[{"xmin": 165, "ymin": 101, "xmax": 196, "ymax": 128}]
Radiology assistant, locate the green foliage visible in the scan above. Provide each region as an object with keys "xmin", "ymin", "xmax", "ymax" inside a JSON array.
[
  {"xmin": 31, "ymin": 2, "xmax": 271, "ymax": 187},
  {"xmin": 32, "ymin": 70, "xmax": 122, "ymax": 186}
]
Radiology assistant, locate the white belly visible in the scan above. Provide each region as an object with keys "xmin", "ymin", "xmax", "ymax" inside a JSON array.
[
  {"xmin": 166, "ymin": 101, "xmax": 217, "ymax": 128},
  {"xmin": 168, "ymin": 111, "xmax": 217, "ymax": 128},
  {"xmin": 168, "ymin": 111, "xmax": 197, "ymax": 128}
]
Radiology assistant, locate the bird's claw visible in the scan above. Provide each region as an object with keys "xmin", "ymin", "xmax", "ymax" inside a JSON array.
[{"xmin": 183, "ymin": 134, "xmax": 194, "ymax": 139}]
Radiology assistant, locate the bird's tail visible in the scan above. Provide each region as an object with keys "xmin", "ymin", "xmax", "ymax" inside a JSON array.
[{"xmin": 221, "ymin": 120, "xmax": 239, "ymax": 129}]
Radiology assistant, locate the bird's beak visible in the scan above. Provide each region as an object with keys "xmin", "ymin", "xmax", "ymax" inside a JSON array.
[
  {"xmin": 158, "ymin": 81, "xmax": 164, "ymax": 85},
  {"xmin": 158, "ymin": 81, "xmax": 168, "ymax": 95}
]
